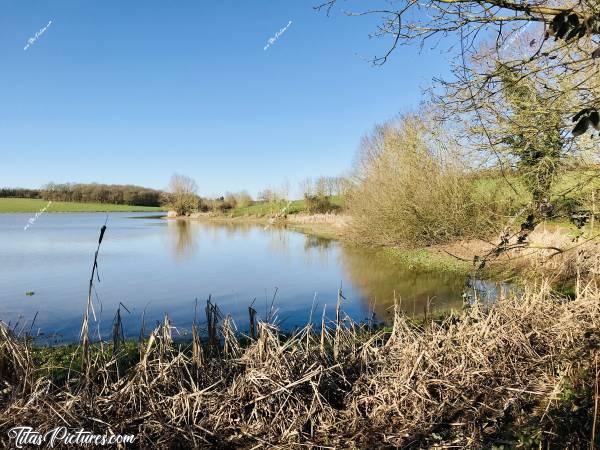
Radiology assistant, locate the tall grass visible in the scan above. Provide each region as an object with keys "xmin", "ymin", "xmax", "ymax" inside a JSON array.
[{"xmin": 0, "ymin": 282, "xmax": 598, "ymax": 448}]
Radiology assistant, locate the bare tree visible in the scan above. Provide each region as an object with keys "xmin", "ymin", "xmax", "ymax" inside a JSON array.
[
  {"xmin": 318, "ymin": 0, "xmax": 600, "ymax": 135},
  {"xmin": 258, "ymin": 188, "xmax": 276, "ymax": 204},
  {"xmin": 347, "ymin": 110, "xmax": 499, "ymax": 246},
  {"xmin": 314, "ymin": 177, "xmax": 328, "ymax": 197},
  {"xmin": 333, "ymin": 176, "xmax": 352, "ymax": 197},
  {"xmin": 298, "ymin": 178, "xmax": 314, "ymax": 197},
  {"xmin": 320, "ymin": 0, "xmax": 600, "ymax": 259},
  {"xmin": 278, "ymin": 179, "xmax": 291, "ymax": 203},
  {"xmin": 168, "ymin": 174, "xmax": 199, "ymax": 216}
]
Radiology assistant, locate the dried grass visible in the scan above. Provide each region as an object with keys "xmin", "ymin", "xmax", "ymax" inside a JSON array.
[
  {"xmin": 287, "ymin": 213, "xmax": 350, "ymax": 228},
  {"xmin": 504, "ymin": 225, "xmax": 600, "ymax": 285},
  {"xmin": 0, "ymin": 281, "xmax": 598, "ymax": 448}
]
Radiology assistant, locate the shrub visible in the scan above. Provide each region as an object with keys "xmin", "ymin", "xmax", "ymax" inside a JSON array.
[
  {"xmin": 224, "ymin": 191, "xmax": 253, "ymax": 209},
  {"xmin": 223, "ymin": 192, "xmax": 237, "ymax": 209},
  {"xmin": 167, "ymin": 174, "xmax": 200, "ymax": 216},
  {"xmin": 235, "ymin": 191, "xmax": 253, "ymax": 208},
  {"xmin": 347, "ymin": 113, "xmax": 503, "ymax": 247},
  {"xmin": 304, "ymin": 194, "xmax": 334, "ymax": 214}
]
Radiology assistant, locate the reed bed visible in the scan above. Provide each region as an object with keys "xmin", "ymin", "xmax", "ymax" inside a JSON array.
[{"xmin": 0, "ymin": 281, "xmax": 598, "ymax": 449}]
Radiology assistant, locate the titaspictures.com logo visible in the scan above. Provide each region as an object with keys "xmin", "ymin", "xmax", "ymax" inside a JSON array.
[{"xmin": 8, "ymin": 426, "xmax": 135, "ymax": 448}]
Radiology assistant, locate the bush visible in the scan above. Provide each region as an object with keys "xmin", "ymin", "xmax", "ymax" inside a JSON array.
[
  {"xmin": 347, "ymin": 113, "xmax": 503, "ymax": 247},
  {"xmin": 223, "ymin": 192, "xmax": 237, "ymax": 209},
  {"xmin": 167, "ymin": 174, "xmax": 200, "ymax": 216},
  {"xmin": 223, "ymin": 191, "xmax": 253, "ymax": 209},
  {"xmin": 304, "ymin": 194, "xmax": 334, "ymax": 214},
  {"xmin": 235, "ymin": 191, "xmax": 253, "ymax": 208}
]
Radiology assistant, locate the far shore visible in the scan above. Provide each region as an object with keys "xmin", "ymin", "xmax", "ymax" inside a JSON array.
[
  {"xmin": 0, "ymin": 197, "xmax": 166, "ymax": 213},
  {"xmin": 168, "ymin": 209, "xmax": 586, "ymax": 286},
  {"xmin": 167, "ymin": 210, "xmax": 510, "ymax": 277},
  {"xmin": 2, "ymin": 197, "xmax": 582, "ymax": 284},
  {"xmin": 166, "ymin": 209, "xmax": 349, "ymax": 240}
]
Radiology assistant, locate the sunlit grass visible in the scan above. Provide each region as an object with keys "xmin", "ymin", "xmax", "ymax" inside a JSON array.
[
  {"xmin": 229, "ymin": 196, "xmax": 344, "ymax": 217},
  {"xmin": 0, "ymin": 198, "xmax": 166, "ymax": 213}
]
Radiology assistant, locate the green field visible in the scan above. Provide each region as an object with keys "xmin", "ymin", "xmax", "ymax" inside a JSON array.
[
  {"xmin": 229, "ymin": 199, "xmax": 306, "ymax": 217},
  {"xmin": 229, "ymin": 196, "xmax": 345, "ymax": 218},
  {"xmin": 0, "ymin": 198, "xmax": 166, "ymax": 213},
  {"xmin": 474, "ymin": 167, "xmax": 600, "ymax": 213}
]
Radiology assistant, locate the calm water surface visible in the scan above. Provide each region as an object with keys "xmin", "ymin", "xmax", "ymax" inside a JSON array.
[{"xmin": 0, "ymin": 213, "xmax": 501, "ymax": 342}]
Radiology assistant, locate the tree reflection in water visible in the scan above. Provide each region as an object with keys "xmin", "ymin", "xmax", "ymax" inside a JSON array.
[
  {"xmin": 338, "ymin": 246, "xmax": 466, "ymax": 322},
  {"xmin": 161, "ymin": 220, "xmax": 499, "ymax": 324},
  {"xmin": 166, "ymin": 219, "xmax": 198, "ymax": 261}
]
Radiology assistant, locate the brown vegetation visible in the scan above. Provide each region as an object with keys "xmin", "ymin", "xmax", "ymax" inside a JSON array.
[
  {"xmin": 0, "ymin": 283, "xmax": 598, "ymax": 448},
  {"xmin": 224, "ymin": 190, "xmax": 253, "ymax": 209},
  {"xmin": 347, "ymin": 113, "xmax": 507, "ymax": 247},
  {"xmin": 166, "ymin": 174, "xmax": 201, "ymax": 216}
]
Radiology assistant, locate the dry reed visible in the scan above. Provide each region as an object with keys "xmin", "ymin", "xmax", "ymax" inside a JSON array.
[{"xmin": 0, "ymin": 280, "xmax": 598, "ymax": 448}]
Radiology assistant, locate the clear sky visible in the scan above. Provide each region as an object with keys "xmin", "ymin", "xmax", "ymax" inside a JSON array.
[{"xmin": 0, "ymin": 0, "xmax": 452, "ymax": 197}]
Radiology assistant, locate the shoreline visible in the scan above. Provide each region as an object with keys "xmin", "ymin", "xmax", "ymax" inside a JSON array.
[
  {"xmin": 170, "ymin": 212, "xmax": 490, "ymax": 277},
  {"xmin": 170, "ymin": 211, "xmax": 585, "ymax": 284},
  {"xmin": 3, "ymin": 284, "xmax": 597, "ymax": 448}
]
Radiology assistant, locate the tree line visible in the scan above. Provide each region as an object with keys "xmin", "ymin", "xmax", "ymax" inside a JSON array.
[
  {"xmin": 165, "ymin": 173, "xmax": 351, "ymax": 216},
  {"xmin": 0, "ymin": 183, "xmax": 163, "ymax": 207}
]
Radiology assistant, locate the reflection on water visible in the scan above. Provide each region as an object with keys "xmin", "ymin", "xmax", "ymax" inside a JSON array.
[
  {"xmin": 304, "ymin": 235, "xmax": 333, "ymax": 251},
  {"xmin": 464, "ymin": 278, "xmax": 515, "ymax": 305},
  {"xmin": 166, "ymin": 219, "xmax": 198, "ymax": 261},
  {"xmin": 0, "ymin": 213, "xmax": 505, "ymax": 342},
  {"xmin": 339, "ymin": 246, "xmax": 466, "ymax": 320},
  {"xmin": 266, "ymin": 228, "xmax": 291, "ymax": 257}
]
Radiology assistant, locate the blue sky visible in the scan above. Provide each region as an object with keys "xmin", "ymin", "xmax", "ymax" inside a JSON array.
[{"xmin": 0, "ymin": 0, "xmax": 452, "ymax": 197}]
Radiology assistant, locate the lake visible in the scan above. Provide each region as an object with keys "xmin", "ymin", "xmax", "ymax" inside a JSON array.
[{"xmin": 0, "ymin": 213, "xmax": 502, "ymax": 343}]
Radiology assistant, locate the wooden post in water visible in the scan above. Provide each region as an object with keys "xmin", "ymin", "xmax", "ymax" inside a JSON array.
[{"xmin": 248, "ymin": 303, "xmax": 257, "ymax": 340}]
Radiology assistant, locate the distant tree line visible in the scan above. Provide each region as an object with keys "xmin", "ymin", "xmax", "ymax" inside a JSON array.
[
  {"xmin": 0, "ymin": 183, "xmax": 163, "ymax": 207},
  {"xmin": 297, "ymin": 176, "xmax": 350, "ymax": 214},
  {"xmin": 0, "ymin": 188, "xmax": 42, "ymax": 199},
  {"xmin": 299, "ymin": 176, "xmax": 350, "ymax": 198}
]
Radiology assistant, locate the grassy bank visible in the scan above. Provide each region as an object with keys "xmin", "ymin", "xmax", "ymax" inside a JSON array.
[
  {"xmin": 226, "ymin": 196, "xmax": 345, "ymax": 218},
  {"xmin": 286, "ymin": 222, "xmax": 342, "ymax": 240},
  {"xmin": 382, "ymin": 247, "xmax": 473, "ymax": 275},
  {"xmin": 229, "ymin": 198, "xmax": 306, "ymax": 217},
  {"xmin": 0, "ymin": 285, "xmax": 597, "ymax": 448},
  {"xmin": 188, "ymin": 199, "xmax": 592, "ymax": 284},
  {"xmin": 0, "ymin": 198, "xmax": 166, "ymax": 213}
]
